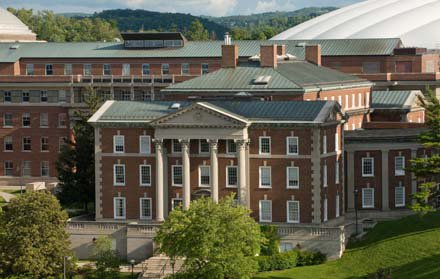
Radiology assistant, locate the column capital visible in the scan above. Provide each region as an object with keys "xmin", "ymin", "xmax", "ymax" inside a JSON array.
[
  {"xmin": 179, "ymin": 139, "xmax": 191, "ymax": 145},
  {"xmin": 153, "ymin": 138, "xmax": 164, "ymax": 145},
  {"xmin": 208, "ymin": 139, "xmax": 219, "ymax": 152},
  {"xmin": 236, "ymin": 139, "xmax": 250, "ymax": 147}
]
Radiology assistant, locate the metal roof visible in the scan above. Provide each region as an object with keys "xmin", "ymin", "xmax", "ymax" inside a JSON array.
[
  {"xmin": 120, "ymin": 32, "xmax": 186, "ymax": 41},
  {"xmin": 371, "ymin": 90, "xmax": 417, "ymax": 109},
  {"xmin": 90, "ymin": 100, "xmax": 335, "ymax": 124},
  {"xmin": 0, "ymin": 38, "xmax": 401, "ymax": 63},
  {"xmin": 163, "ymin": 61, "xmax": 370, "ymax": 93},
  {"xmin": 345, "ymin": 127, "xmax": 426, "ymax": 143}
]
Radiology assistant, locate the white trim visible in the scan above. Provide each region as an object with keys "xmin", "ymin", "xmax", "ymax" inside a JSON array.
[
  {"xmin": 88, "ymin": 101, "xmax": 115, "ymax": 123},
  {"xmin": 362, "ymin": 188, "xmax": 375, "ymax": 209},
  {"xmin": 226, "ymin": 140, "xmax": 237, "ymax": 154},
  {"xmin": 172, "ymin": 165, "xmax": 183, "ymax": 187},
  {"xmin": 287, "ymin": 200, "xmax": 300, "ymax": 223},
  {"xmin": 172, "ymin": 139, "xmax": 182, "ymax": 154},
  {"xmin": 395, "ymin": 186, "xmax": 406, "ymax": 207},
  {"xmin": 335, "ymin": 160, "xmax": 340, "ymax": 184},
  {"xmin": 139, "ymin": 198, "xmax": 153, "ymax": 220},
  {"xmin": 198, "ymin": 165, "xmax": 211, "ymax": 187},
  {"xmin": 259, "ymin": 166, "xmax": 272, "ymax": 188},
  {"xmin": 323, "ymin": 135, "xmax": 327, "ymax": 154},
  {"xmin": 395, "ymin": 156, "xmax": 405, "ymax": 176},
  {"xmin": 259, "ymin": 200, "xmax": 272, "ymax": 222},
  {"xmin": 286, "ymin": 136, "xmax": 299, "ymax": 155},
  {"xmin": 199, "ymin": 139, "xmax": 210, "ymax": 154},
  {"xmin": 336, "ymin": 194, "xmax": 340, "ymax": 218},
  {"xmin": 226, "ymin": 165, "xmax": 238, "ymax": 188},
  {"xmin": 171, "ymin": 198, "xmax": 183, "ymax": 210},
  {"xmin": 113, "ymin": 197, "xmax": 126, "ymax": 219},
  {"xmin": 139, "ymin": 164, "xmax": 152, "ymax": 186},
  {"xmin": 113, "ymin": 135, "xmax": 125, "ymax": 153},
  {"xmin": 323, "ymin": 164, "xmax": 328, "ymax": 187},
  {"xmin": 139, "ymin": 135, "xmax": 151, "ymax": 154},
  {"xmin": 113, "ymin": 164, "xmax": 125, "ymax": 186},
  {"xmin": 335, "ymin": 132, "xmax": 339, "ymax": 152},
  {"xmin": 286, "ymin": 166, "xmax": 299, "ymax": 189},
  {"xmin": 323, "ymin": 198, "xmax": 328, "ymax": 222},
  {"xmin": 259, "ymin": 136, "xmax": 271, "ymax": 155},
  {"xmin": 361, "ymin": 157, "xmax": 374, "ymax": 177}
]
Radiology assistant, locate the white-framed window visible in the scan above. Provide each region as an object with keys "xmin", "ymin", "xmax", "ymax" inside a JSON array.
[
  {"xmin": 259, "ymin": 136, "xmax": 271, "ymax": 155},
  {"xmin": 3, "ymin": 112, "xmax": 13, "ymax": 127},
  {"xmin": 22, "ymin": 113, "xmax": 31, "ymax": 127},
  {"xmin": 172, "ymin": 165, "xmax": 183, "ymax": 186},
  {"xmin": 83, "ymin": 64, "xmax": 92, "ymax": 75},
  {"xmin": 338, "ymin": 95, "xmax": 342, "ymax": 107},
  {"xmin": 122, "ymin": 64, "xmax": 131, "ymax": 76},
  {"xmin": 366, "ymin": 92, "xmax": 370, "ymax": 107},
  {"xmin": 199, "ymin": 166, "xmax": 211, "ymax": 187},
  {"xmin": 336, "ymin": 194, "xmax": 340, "ymax": 218},
  {"xmin": 58, "ymin": 113, "xmax": 67, "ymax": 128},
  {"xmin": 4, "ymin": 136, "xmax": 13, "ymax": 151},
  {"xmin": 41, "ymin": 136, "xmax": 49, "ymax": 152},
  {"xmin": 139, "ymin": 165, "xmax": 151, "ymax": 186},
  {"xmin": 113, "ymin": 135, "xmax": 125, "ymax": 153},
  {"xmin": 45, "ymin": 64, "xmax": 53, "ymax": 75},
  {"xmin": 286, "ymin": 167, "xmax": 299, "ymax": 189},
  {"xmin": 4, "ymin": 161, "xmax": 13, "ymax": 176},
  {"xmin": 362, "ymin": 157, "xmax": 374, "ymax": 177},
  {"xmin": 139, "ymin": 135, "xmax": 151, "ymax": 154},
  {"xmin": 287, "ymin": 200, "xmax": 300, "ymax": 223},
  {"xmin": 114, "ymin": 197, "xmax": 126, "ymax": 219},
  {"xmin": 22, "ymin": 91, "xmax": 30, "ymax": 102},
  {"xmin": 172, "ymin": 139, "xmax": 182, "ymax": 153},
  {"xmin": 345, "ymin": 95, "xmax": 349, "ymax": 110},
  {"xmin": 162, "ymin": 64, "xmax": 170, "ymax": 75},
  {"xmin": 335, "ymin": 160, "xmax": 340, "ymax": 184},
  {"xmin": 226, "ymin": 166, "xmax": 238, "ymax": 187},
  {"xmin": 395, "ymin": 186, "xmax": 405, "ymax": 207},
  {"xmin": 4, "ymin": 91, "xmax": 11, "ymax": 102},
  {"xmin": 40, "ymin": 113, "xmax": 49, "ymax": 127},
  {"xmin": 142, "ymin": 64, "xmax": 150, "ymax": 75},
  {"xmin": 59, "ymin": 136, "xmax": 67, "ymax": 152},
  {"xmin": 286, "ymin": 137, "xmax": 298, "ymax": 155},
  {"xmin": 323, "ymin": 164, "xmax": 328, "ymax": 187},
  {"xmin": 59, "ymin": 90, "xmax": 66, "ymax": 103},
  {"xmin": 113, "ymin": 164, "xmax": 125, "ymax": 186},
  {"xmin": 22, "ymin": 136, "xmax": 31, "ymax": 151},
  {"xmin": 226, "ymin": 140, "xmax": 236, "ymax": 154},
  {"xmin": 103, "ymin": 64, "xmax": 112, "ymax": 75},
  {"xmin": 41, "ymin": 161, "xmax": 49, "ymax": 177},
  {"xmin": 395, "ymin": 156, "xmax": 405, "ymax": 176},
  {"xmin": 322, "ymin": 135, "xmax": 327, "ymax": 154},
  {"xmin": 23, "ymin": 161, "xmax": 31, "ymax": 177},
  {"xmin": 335, "ymin": 133, "xmax": 339, "ymax": 152},
  {"xmin": 26, "ymin": 64, "xmax": 34, "ymax": 75},
  {"xmin": 202, "ymin": 63, "xmax": 209, "ymax": 74},
  {"xmin": 64, "ymin": 64, "xmax": 72, "ymax": 75},
  {"xmin": 259, "ymin": 166, "xmax": 271, "ymax": 188},
  {"xmin": 181, "ymin": 63, "xmax": 189, "ymax": 75},
  {"xmin": 139, "ymin": 198, "xmax": 152, "ymax": 220},
  {"xmin": 40, "ymin": 91, "xmax": 48, "ymax": 102},
  {"xmin": 362, "ymin": 188, "xmax": 374, "ymax": 208},
  {"xmin": 172, "ymin": 198, "xmax": 183, "ymax": 210},
  {"xmin": 199, "ymin": 139, "xmax": 210, "ymax": 154},
  {"xmin": 352, "ymin": 94, "xmax": 355, "ymax": 108},
  {"xmin": 358, "ymin": 93, "xmax": 362, "ymax": 107},
  {"xmin": 323, "ymin": 198, "xmax": 328, "ymax": 222},
  {"xmin": 259, "ymin": 200, "xmax": 272, "ymax": 222}
]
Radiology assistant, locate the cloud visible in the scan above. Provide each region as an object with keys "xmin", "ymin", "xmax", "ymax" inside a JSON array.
[{"xmin": 254, "ymin": 0, "xmax": 296, "ymax": 13}]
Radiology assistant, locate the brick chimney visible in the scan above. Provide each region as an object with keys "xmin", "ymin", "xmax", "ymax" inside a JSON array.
[
  {"xmin": 221, "ymin": 33, "xmax": 238, "ymax": 68},
  {"xmin": 277, "ymin": 44, "xmax": 286, "ymax": 56},
  {"xmin": 260, "ymin": 44, "xmax": 278, "ymax": 68},
  {"xmin": 305, "ymin": 45, "xmax": 321, "ymax": 66}
]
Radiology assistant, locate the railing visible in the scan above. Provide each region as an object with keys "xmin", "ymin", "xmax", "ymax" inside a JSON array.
[{"xmin": 277, "ymin": 225, "xmax": 344, "ymax": 240}]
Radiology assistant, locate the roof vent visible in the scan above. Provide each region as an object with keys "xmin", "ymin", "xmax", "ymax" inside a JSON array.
[
  {"xmin": 296, "ymin": 42, "xmax": 307, "ymax": 47},
  {"xmin": 170, "ymin": 103, "xmax": 181, "ymax": 109},
  {"xmin": 224, "ymin": 32, "xmax": 232, "ymax": 45},
  {"xmin": 253, "ymin": 76, "xmax": 271, "ymax": 85},
  {"xmin": 9, "ymin": 44, "xmax": 20, "ymax": 50}
]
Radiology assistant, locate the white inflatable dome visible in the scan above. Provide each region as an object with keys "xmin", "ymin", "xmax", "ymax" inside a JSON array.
[
  {"xmin": 0, "ymin": 7, "xmax": 36, "ymax": 41},
  {"xmin": 272, "ymin": 0, "xmax": 440, "ymax": 49}
]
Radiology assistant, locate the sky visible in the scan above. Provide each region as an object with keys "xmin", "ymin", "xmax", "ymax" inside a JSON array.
[{"xmin": 2, "ymin": 0, "xmax": 362, "ymax": 16}]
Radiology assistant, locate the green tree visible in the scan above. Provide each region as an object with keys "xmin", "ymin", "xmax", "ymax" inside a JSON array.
[
  {"xmin": 56, "ymin": 88, "xmax": 101, "ymax": 213},
  {"xmin": 410, "ymin": 89, "xmax": 440, "ymax": 213},
  {"xmin": 155, "ymin": 195, "xmax": 262, "ymax": 279},
  {"xmin": 92, "ymin": 236, "xmax": 120, "ymax": 279},
  {"xmin": 186, "ymin": 19, "xmax": 210, "ymax": 41},
  {"xmin": 0, "ymin": 191, "xmax": 71, "ymax": 278}
]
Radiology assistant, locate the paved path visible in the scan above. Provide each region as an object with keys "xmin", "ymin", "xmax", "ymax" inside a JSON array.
[{"xmin": 0, "ymin": 191, "xmax": 16, "ymax": 202}]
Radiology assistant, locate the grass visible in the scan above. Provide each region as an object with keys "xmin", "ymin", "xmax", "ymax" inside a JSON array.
[
  {"xmin": 1, "ymin": 189, "xmax": 23, "ymax": 195},
  {"xmin": 255, "ymin": 212, "xmax": 440, "ymax": 279},
  {"xmin": 73, "ymin": 273, "xmax": 135, "ymax": 279},
  {"xmin": 0, "ymin": 196, "xmax": 6, "ymax": 206}
]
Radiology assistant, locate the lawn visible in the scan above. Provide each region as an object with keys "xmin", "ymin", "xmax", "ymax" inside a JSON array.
[
  {"xmin": 255, "ymin": 212, "xmax": 440, "ymax": 279},
  {"xmin": 73, "ymin": 272, "xmax": 136, "ymax": 278}
]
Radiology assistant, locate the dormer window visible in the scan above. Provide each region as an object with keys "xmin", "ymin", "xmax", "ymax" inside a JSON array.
[{"xmin": 122, "ymin": 32, "xmax": 186, "ymax": 49}]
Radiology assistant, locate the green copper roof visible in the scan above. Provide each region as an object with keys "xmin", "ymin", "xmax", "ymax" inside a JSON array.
[
  {"xmin": 163, "ymin": 61, "xmax": 369, "ymax": 93},
  {"xmin": 371, "ymin": 90, "xmax": 416, "ymax": 109},
  {"xmin": 90, "ymin": 100, "xmax": 335, "ymax": 124},
  {"xmin": 0, "ymin": 38, "xmax": 401, "ymax": 63}
]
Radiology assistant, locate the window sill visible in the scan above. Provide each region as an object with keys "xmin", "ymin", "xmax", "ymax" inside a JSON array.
[
  {"xmin": 172, "ymin": 184, "xmax": 183, "ymax": 187},
  {"xmin": 199, "ymin": 185, "xmax": 211, "ymax": 188},
  {"xmin": 287, "ymin": 186, "xmax": 299, "ymax": 190},
  {"xmin": 226, "ymin": 185, "xmax": 238, "ymax": 188},
  {"xmin": 2, "ymin": 126, "xmax": 13, "ymax": 129},
  {"xmin": 259, "ymin": 186, "xmax": 272, "ymax": 189},
  {"xmin": 140, "ymin": 184, "xmax": 151, "ymax": 187},
  {"xmin": 114, "ymin": 184, "xmax": 126, "ymax": 187},
  {"xmin": 362, "ymin": 175, "xmax": 374, "ymax": 178}
]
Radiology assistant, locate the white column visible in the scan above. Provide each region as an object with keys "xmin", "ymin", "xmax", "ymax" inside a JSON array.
[
  {"xmin": 237, "ymin": 140, "xmax": 248, "ymax": 205},
  {"xmin": 154, "ymin": 139, "xmax": 164, "ymax": 222},
  {"xmin": 209, "ymin": 140, "xmax": 219, "ymax": 203},
  {"xmin": 411, "ymin": 149, "xmax": 418, "ymax": 196},
  {"xmin": 381, "ymin": 149, "xmax": 390, "ymax": 211},
  {"xmin": 181, "ymin": 139, "xmax": 191, "ymax": 209}
]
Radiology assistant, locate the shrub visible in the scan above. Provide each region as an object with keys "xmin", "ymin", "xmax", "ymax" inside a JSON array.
[
  {"xmin": 260, "ymin": 225, "xmax": 280, "ymax": 256},
  {"xmin": 257, "ymin": 250, "xmax": 299, "ymax": 272},
  {"xmin": 297, "ymin": 250, "xmax": 327, "ymax": 266}
]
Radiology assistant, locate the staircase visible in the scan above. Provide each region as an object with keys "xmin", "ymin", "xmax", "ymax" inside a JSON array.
[{"xmin": 139, "ymin": 256, "xmax": 184, "ymax": 279}]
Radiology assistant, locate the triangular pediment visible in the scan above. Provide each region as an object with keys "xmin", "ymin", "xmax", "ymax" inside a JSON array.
[{"xmin": 151, "ymin": 103, "xmax": 248, "ymax": 128}]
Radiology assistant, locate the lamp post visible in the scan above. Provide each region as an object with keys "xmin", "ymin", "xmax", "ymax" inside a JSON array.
[
  {"xmin": 354, "ymin": 189, "xmax": 359, "ymax": 235},
  {"xmin": 130, "ymin": 259, "xmax": 135, "ymax": 279}
]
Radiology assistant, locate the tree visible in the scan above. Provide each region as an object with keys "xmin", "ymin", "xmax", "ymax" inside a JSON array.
[
  {"xmin": 186, "ymin": 20, "xmax": 210, "ymax": 41},
  {"xmin": 410, "ymin": 89, "xmax": 440, "ymax": 213},
  {"xmin": 155, "ymin": 195, "xmax": 263, "ymax": 279},
  {"xmin": 92, "ymin": 236, "xmax": 120, "ymax": 279},
  {"xmin": 0, "ymin": 191, "xmax": 71, "ymax": 278},
  {"xmin": 56, "ymin": 87, "xmax": 101, "ymax": 213}
]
